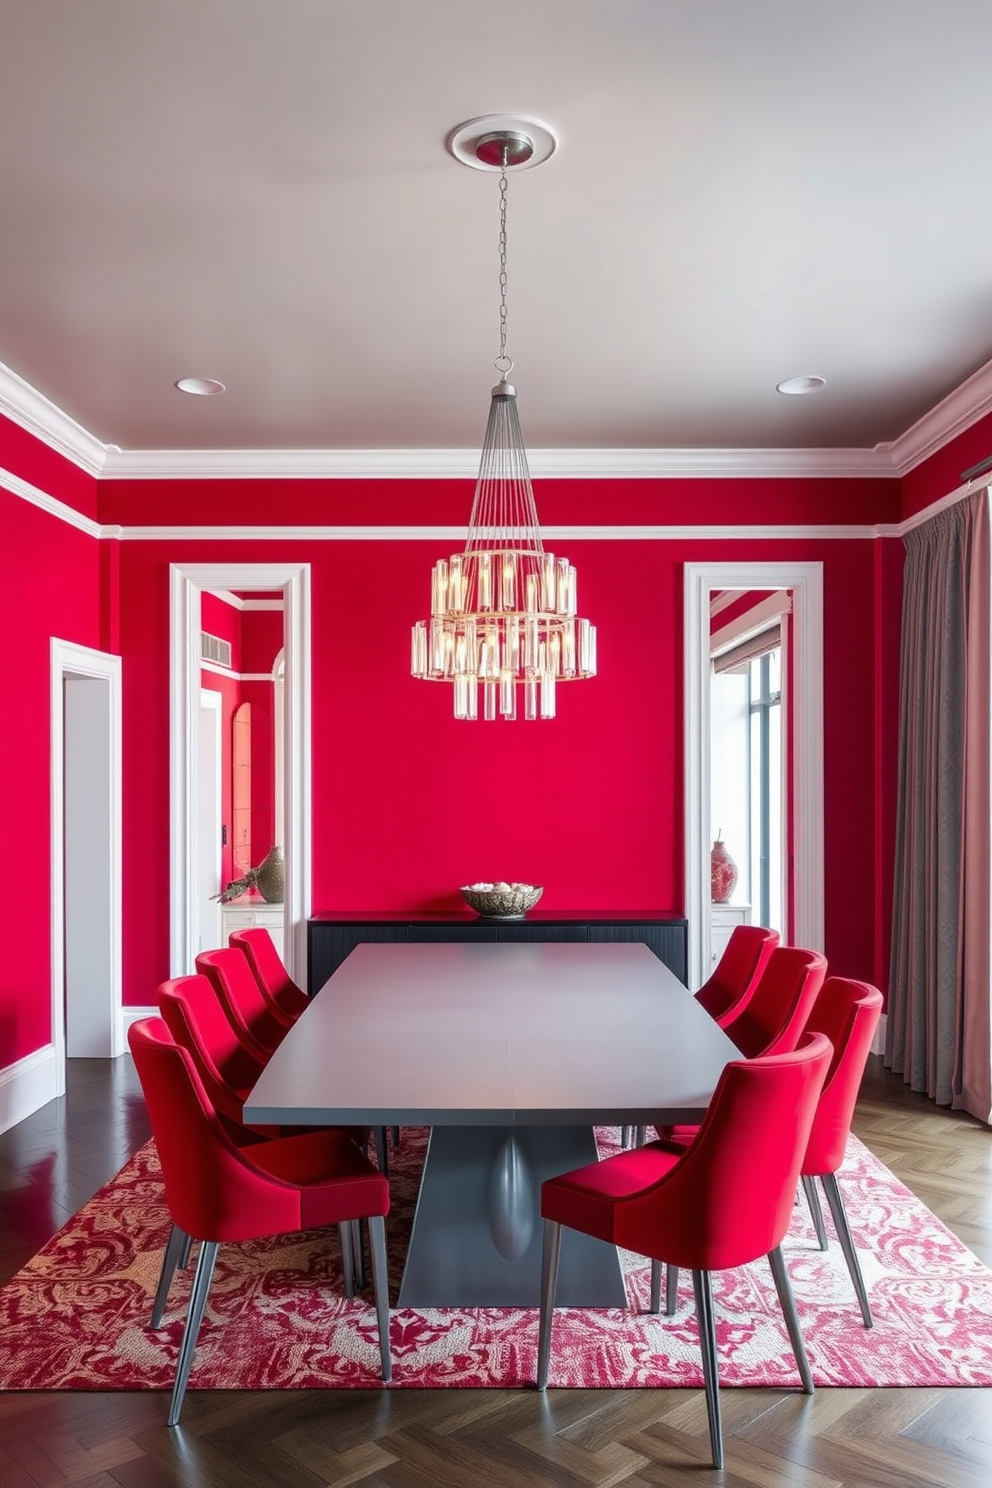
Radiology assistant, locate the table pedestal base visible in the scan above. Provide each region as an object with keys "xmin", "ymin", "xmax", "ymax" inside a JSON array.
[{"xmin": 397, "ymin": 1125, "xmax": 627, "ymax": 1309}]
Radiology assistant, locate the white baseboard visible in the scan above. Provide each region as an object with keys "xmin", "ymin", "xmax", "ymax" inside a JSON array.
[
  {"xmin": 123, "ymin": 1006, "xmax": 158, "ymax": 1031},
  {"xmin": 0, "ymin": 1044, "xmax": 60, "ymax": 1136},
  {"xmin": 871, "ymin": 1011, "xmax": 887, "ymax": 1058}
]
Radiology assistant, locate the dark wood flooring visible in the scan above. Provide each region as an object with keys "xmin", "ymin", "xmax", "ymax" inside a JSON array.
[{"xmin": 0, "ymin": 1055, "xmax": 990, "ymax": 1486}]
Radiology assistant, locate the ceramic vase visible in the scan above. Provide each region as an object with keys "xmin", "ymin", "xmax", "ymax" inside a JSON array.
[{"xmin": 710, "ymin": 838, "xmax": 738, "ymax": 904}]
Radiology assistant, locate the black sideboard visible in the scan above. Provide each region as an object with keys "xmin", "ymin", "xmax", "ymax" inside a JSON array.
[{"xmin": 307, "ymin": 910, "xmax": 688, "ymax": 993}]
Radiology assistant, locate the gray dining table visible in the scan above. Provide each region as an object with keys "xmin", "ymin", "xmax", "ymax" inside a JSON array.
[{"xmin": 243, "ymin": 939, "xmax": 737, "ymax": 1307}]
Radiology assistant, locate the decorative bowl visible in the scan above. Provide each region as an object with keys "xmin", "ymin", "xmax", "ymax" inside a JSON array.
[{"xmin": 460, "ymin": 882, "xmax": 544, "ymax": 920}]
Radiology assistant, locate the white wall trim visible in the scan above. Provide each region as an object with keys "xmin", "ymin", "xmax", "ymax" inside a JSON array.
[
  {"xmin": 201, "ymin": 659, "xmax": 277, "ymax": 683},
  {"xmin": 5, "ymin": 337, "xmax": 992, "ymax": 487},
  {"xmin": 98, "ymin": 445, "xmax": 898, "ymax": 480},
  {"xmin": 0, "ymin": 452, "xmax": 976, "ymax": 545},
  {"xmin": 0, "ymin": 1044, "xmax": 60, "ymax": 1137},
  {"xmin": 0, "ymin": 462, "xmax": 102, "ymax": 538},
  {"xmin": 50, "ymin": 641, "xmax": 124, "ymax": 1093},
  {"xmin": 123, "ymin": 1006, "xmax": 159, "ymax": 1031},
  {"xmin": 883, "ymin": 355, "xmax": 992, "ymax": 476},
  {"xmin": 171, "ymin": 564, "xmax": 311, "ymax": 985},
  {"xmin": 0, "ymin": 360, "xmax": 109, "ymax": 477},
  {"xmin": 115, "ymin": 522, "xmax": 892, "ymax": 542},
  {"xmin": 684, "ymin": 562, "xmax": 824, "ymax": 991}
]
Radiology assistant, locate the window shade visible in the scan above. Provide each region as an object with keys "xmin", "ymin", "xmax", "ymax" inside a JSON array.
[{"xmin": 712, "ymin": 623, "xmax": 781, "ymax": 675}]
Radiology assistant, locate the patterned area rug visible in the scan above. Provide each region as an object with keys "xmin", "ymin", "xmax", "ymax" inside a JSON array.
[{"xmin": 1, "ymin": 1127, "xmax": 991, "ymax": 1391}]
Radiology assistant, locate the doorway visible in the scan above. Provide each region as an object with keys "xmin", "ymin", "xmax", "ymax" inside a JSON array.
[
  {"xmin": 684, "ymin": 562, "xmax": 824, "ymax": 991},
  {"xmin": 50, "ymin": 640, "xmax": 123, "ymax": 1090},
  {"xmin": 199, "ymin": 688, "xmax": 222, "ymax": 955},
  {"xmin": 170, "ymin": 563, "xmax": 312, "ymax": 983}
]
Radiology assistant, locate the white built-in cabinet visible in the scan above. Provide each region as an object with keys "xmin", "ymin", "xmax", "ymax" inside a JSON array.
[
  {"xmin": 220, "ymin": 897, "xmax": 284, "ymax": 959},
  {"xmin": 710, "ymin": 902, "xmax": 751, "ymax": 967}
]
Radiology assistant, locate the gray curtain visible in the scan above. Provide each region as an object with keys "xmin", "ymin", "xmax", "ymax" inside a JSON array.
[{"xmin": 887, "ymin": 488, "xmax": 990, "ymax": 1123}]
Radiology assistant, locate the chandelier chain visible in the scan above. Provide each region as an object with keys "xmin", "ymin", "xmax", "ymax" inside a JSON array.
[{"xmin": 495, "ymin": 167, "xmax": 513, "ymax": 377}]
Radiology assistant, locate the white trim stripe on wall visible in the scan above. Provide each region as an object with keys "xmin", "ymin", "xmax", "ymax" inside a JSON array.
[{"xmin": 2, "ymin": 461, "xmax": 979, "ymax": 544}]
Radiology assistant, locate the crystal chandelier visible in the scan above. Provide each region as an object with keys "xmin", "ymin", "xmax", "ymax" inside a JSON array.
[{"xmin": 411, "ymin": 124, "xmax": 596, "ymax": 721}]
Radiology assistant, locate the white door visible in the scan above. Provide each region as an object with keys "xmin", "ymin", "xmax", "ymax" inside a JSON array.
[
  {"xmin": 64, "ymin": 675, "xmax": 114, "ymax": 1056},
  {"xmin": 199, "ymin": 689, "xmax": 223, "ymax": 953}
]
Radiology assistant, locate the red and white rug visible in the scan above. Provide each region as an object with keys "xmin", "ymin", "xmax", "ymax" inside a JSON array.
[{"xmin": 1, "ymin": 1128, "xmax": 990, "ymax": 1392}]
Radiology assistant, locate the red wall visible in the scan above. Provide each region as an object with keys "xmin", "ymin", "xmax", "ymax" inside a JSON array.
[
  {"xmin": 109, "ymin": 524, "xmax": 895, "ymax": 1007},
  {"xmin": 0, "ymin": 487, "xmax": 102, "ymax": 1064},
  {"xmin": 1, "ymin": 419, "xmax": 960, "ymax": 1067}
]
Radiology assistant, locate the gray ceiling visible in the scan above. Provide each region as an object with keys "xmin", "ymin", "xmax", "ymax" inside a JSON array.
[{"xmin": 2, "ymin": 0, "xmax": 991, "ymax": 456}]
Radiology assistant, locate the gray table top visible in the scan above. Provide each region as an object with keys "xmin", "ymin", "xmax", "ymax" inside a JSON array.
[{"xmin": 243, "ymin": 940, "xmax": 738, "ymax": 1128}]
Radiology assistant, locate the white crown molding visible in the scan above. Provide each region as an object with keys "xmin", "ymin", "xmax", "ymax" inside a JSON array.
[
  {"xmin": 0, "ymin": 360, "xmax": 110, "ymax": 478},
  {"xmin": 98, "ymin": 444, "xmax": 897, "ymax": 480},
  {"xmin": 116, "ymin": 522, "xmax": 886, "ymax": 542},
  {"xmin": 4, "ymin": 343, "xmax": 992, "ymax": 483},
  {"xmin": 881, "ymin": 354, "xmax": 992, "ymax": 476},
  {"xmin": 0, "ymin": 463, "xmax": 103, "ymax": 538}
]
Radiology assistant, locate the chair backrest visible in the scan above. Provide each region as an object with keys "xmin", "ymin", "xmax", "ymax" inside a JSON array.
[
  {"xmin": 195, "ymin": 947, "xmax": 284, "ymax": 1053},
  {"xmin": 800, "ymin": 976, "xmax": 883, "ymax": 1176},
  {"xmin": 694, "ymin": 924, "xmax": 780, "ymax": 1025},
  {"xmin": 128, "ymin": 1017, "xmax": 301, "ymax": 1243},
  {"xmin": 615, "ymin": 1031, "xmax": 832, "ymax": 1271},
  {"xmin": 229, "ymin": 927, "xmax": 307, "ymax": 1014},
  {"xmin": 722, "ymin": 945, "xmax": 828, "ymax": 1059},
  {"xmin": 157, "ymin": 974, "xmax": 265, "ymax": 1124}
]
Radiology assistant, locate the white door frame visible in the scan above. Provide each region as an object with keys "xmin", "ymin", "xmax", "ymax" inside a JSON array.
[
  {"xmin": 50, "ymin": 640, "xmax": 124, "ymax": 1090},
  {"xmin": 684, "ymin": 562, "xmax": 824, "ymax": 991},
  {"xmin": 170, "ymin": 563, "xmax": 311, "ymax": 984},
  {"xmin": 199, "ymin": 687, "xmax": 223, "ymax": 954}
]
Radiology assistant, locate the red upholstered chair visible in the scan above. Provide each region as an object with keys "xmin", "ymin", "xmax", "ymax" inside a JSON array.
[
  {"xmin": 225, "ymin": 929, "xmax": 401, "ymax": 1176},
  {"xmin": 128, "ymin": 1017, "xmax": 391, "ymax": 1426},
  {"xmin": 154, "ymin": 973, "xmax": 372, "ymax": 1317},
  {"xmin": 537, "ymin": 1033, "xmax": 832, "ymax": 1470},
  {"xmin": 228, "ymin": 926, "xmax": 309, "ymax": 1021},
  {"xmin": 157, "ymin": 974, "xmax": 266, "ymax": 1127},
  {"xmin": 721, "ymin": 945, "xmax": 828, "ymax": 1058},
  {"xmin": 695, "ymin": 924, "xmax": 780, "ymax": 1027},
  {"xmin": 798, "ymin": 975, "xmax": 883, "ymax": 1326},
  {"xmin": 195, "ymin": 946, "xmax": 289, "ymax": 1060}
]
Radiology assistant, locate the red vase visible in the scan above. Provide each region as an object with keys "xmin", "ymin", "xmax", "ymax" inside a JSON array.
[{"xmin": 711, "ymin": 839, "xmax": 738, "ymax": 904}]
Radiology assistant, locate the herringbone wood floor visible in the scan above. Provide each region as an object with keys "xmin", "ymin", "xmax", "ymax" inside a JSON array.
[{"xmin": 1, "ymin": 1056, "xmax": 990, "ymax": 1486}]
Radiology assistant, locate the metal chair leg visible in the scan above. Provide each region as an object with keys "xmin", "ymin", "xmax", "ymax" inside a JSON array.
[
  {"xmin": 649, "ymin": 1259, "xmax": 662, "ymax": 1313},
  {"xmin": 821, "ymin": 1172, "xmax": 873, "ymax": 1327},
  {"xmin": 767, "ymin": 1245, "xmax": 814, "ymax": 1393},
  {"xmin": 621, "ymin": 1126, "xmax": 633, "ymax": 1149},
  {"xmin": 167, "ymin": 1239, "xmax": 219, "ymax": 1426},
  {"xmin": 338, "ymin": 1221, "xmax": 355, "ymax": 1298},
  {"xmin": 367, "ymin": 1214, "xmax": 392, "ymax": 1382},
  {"xmin": 536, "ymin": 1218, "xmax": 563, "ymax": 1391},
  {"xmin": 179, "ymin": 1232, "xmax": 194, "ymax": 1269},
  {"xmin": 350, "ymin": 1218, "xmax": 366, "ymax": 1290},
  {"xmin": 801, "ymin": 1173, "xmax": 829, "ymax": 1250},
  {"xmin": 374, "ymin": 1126, "xmax": 389, "ymax": 1177},
  {"xmin": 150, "ymin": 1222, "xmax": 188, "ymax": 1328},
  {"xmin": 691, "ymin": 1268, "xmax": 724, "ymax": 1470},
  {"xmin": 665, "ymin": 1262, "xmax": 679, "ymax": 1316},
  {"xmin": 391, "ymin": 1126, "xmax": 401, "ymax": 1147}
]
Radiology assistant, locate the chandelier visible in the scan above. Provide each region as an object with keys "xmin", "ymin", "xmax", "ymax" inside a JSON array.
[{"xmin": 411, "ymin": 121, "xmax": 596, "ymax": 721}]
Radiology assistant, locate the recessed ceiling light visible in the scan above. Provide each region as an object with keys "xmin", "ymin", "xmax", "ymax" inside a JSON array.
[
  {"xmin": 776, "ymin": 375, "xmax": 826, "ymax": 396},
  {"xmin": 175, "ymin": 377, "xmax": 226, "ymax": 396}
]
